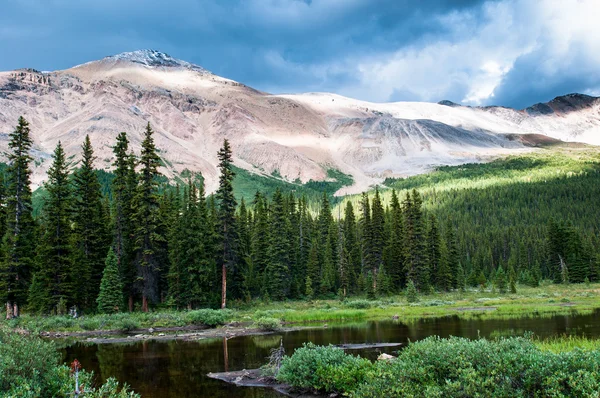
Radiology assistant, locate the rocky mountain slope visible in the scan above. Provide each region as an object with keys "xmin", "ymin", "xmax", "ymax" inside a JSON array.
[{"xmin": 0, "ymin": 50, "xmax": 598, "ymax": 193}]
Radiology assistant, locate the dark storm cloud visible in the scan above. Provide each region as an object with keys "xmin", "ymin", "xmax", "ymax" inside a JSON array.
[{"xmin": 1, "ymin": 0, "xmax": 598, "ymax": 108}]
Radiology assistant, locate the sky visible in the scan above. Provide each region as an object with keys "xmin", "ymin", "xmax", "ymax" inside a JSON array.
[{"xmin": 1, "ymin": 0, "xmax": 599, "ymax": 108}]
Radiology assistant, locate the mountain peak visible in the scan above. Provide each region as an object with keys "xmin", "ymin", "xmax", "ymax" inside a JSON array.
[{"xmin": 78, "ymin": 50, "xmax": 210, "ymax": 74}]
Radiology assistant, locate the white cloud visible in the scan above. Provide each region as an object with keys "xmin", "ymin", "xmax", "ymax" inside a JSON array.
[{"xmin": 303, "ymin": 0, "xmax": 600, "ymax": 106}]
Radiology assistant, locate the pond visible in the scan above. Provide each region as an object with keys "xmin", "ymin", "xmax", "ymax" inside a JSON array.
[{"xmin": 63, "ymin": 310, "xmax": 600, "ymax": 397}]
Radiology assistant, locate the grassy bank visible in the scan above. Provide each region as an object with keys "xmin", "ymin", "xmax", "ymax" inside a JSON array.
[
  {"xmin": 276, "ymin": 336, "xmax": 600, "ymax": 397},
  {"xmin": 4, "ymin": 282, "xmax": 599, "ymax": 334}
]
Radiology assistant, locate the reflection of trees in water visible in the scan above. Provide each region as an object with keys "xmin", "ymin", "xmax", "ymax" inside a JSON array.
[
  {"xmin": 96, "ymin": 343, "xmax": 127, "ymax": 385},
  {"xmin": 251, "ymin": 334, "xmax": 282, "ymax": 349}
]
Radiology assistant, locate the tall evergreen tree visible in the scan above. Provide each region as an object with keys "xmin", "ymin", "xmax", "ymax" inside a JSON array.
[
  {"xmin": 445, "ymin": 219, "xmax": 459, "ymax": 288},
  {"xmin": 131, "ymin": 123, "xmax": 163, "ymax": 312},
  {"xmin": 404, "ymin": 189, "xmax": 429, "ymax": 290},
  {"xmin": 370, "ymin": 187, "xmax": 385, "ymax": 290},
  {"xmin": 111, "ymin": 133, "xmax": 137, "ymax": 310},
  {"xmin": 30, "ymin": 142, "xmax": 73, "ymax": 313},
  {"xmin": 1, "ymin": 117, "xmax": 35, "ymax": 318},
  {"xmin": 250, "ymin": 192, "xmax": 270, "ymax": 298},
  {"xmin": 216, "ymin": 139, "xmax": 237, "ymax": 308},
  {"xmin": 343, "ymin": 201, "xmax": 360, "ymax": 294},
  {"xmin": 71, "ymin": 135, "xmax": 110, "ymax": 310},
  {"xmin": 266, "ymin": 189, "xmax": 290, "ymax": 300},
  {"xmin": 385, "ymin": 190, "xmax": 405, "ymax": 291},
  {"xmin": 97, "ymin": 248, "xmax": 124, "ymax": 313}
]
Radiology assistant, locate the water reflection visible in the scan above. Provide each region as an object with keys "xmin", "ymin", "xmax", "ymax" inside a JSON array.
[{"xmin": 63, "ymin": 310, "xmax": 600, "ymax": 398}]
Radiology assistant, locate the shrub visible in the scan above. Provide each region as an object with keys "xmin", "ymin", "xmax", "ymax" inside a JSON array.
[
  {"xmin": 0, "ymin": 327, "xmax": 139, "ymax": 397},
  {"xmin": 355, "ymin": 336, "xmax": 600, "ymax": 397},
  {"xmin": 277, "ymin": 343, "xmax": 373, "ymax": 393},
  {"xmin": 184, "ymin": 309, "xmax": 229, "ymax": 326},
  {"xmin": 344, "ymin": 299, "xmax": 373, "ymax": 309},
  {"xmin": 117, "ymin": 318, "xmax": 141, "ymax": 332},
  {"xmin": 253, "ymin": 317, "xmax": 281, "ymax": 331},
  {"xmin": 278, "ymin": 337, "xmax": 600, "ymax": 397}
]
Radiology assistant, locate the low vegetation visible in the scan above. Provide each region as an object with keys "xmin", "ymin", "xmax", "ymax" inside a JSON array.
[
  {"xmin": 0, "ymin": 327, "xmax": 138, "ymax": 397},
  {"xmin": 4, "ymin": 282, "xmax": 598, "ymax": 334},
  {"xmin": 277, "ymin": 336, "xmax": 600, "ymax": 397}
]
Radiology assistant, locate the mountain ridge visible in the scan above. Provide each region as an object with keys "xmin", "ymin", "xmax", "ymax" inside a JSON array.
[{"xmin": 0, "ymin": 50, "xmax": 598, "ymax": 193}]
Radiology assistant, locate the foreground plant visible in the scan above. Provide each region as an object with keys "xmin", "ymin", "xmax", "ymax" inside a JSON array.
[
  {"xmin": 277, "ymin": 336, "xmax": 600, "ymax": 397},
  {"xmin": 0, "ymin": 327, "xmax": 138, "ymax": 397}
]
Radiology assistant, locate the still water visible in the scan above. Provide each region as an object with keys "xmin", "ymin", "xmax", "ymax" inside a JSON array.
[{"xmin": 63, "ymin": 310, "xmax": 600, "ymax": 397}]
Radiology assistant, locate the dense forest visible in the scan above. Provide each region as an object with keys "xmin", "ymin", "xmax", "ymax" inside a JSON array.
[{"xmin": 1, "ymin": 117, "xmax": 599, "ymax": 316}]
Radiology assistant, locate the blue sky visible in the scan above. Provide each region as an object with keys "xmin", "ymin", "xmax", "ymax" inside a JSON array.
[{"xmin": 1, "ymin": 0, "xmax": 598, "ymax": 108}]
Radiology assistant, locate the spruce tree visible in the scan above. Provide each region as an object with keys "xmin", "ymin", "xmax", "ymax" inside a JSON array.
[
  {"xmin": 267, "ymin": 189, "xmax": 290, "ymax": 300},
  {"xmin": 495, "ymin": 265, "xmax": 508, "ymax": 293},
  {"xmin": 131, "ymin": 123, "xmax": 163, "ymax": 312},
  {"xmin": 406, "ymin": 279, "xmax": 418, "ymax": 303},
  {"xmin": 359, "ymin": 193, "xmax": 372, "ymax": 285},
  {"xmin": 31, "ymin": 142, "xmax": 73, "ymax": 313},
  {"xmin": 385, "ymin": 190, "xmax": 405, "ymax": 291},
  {"xmin": 216, "ymin": 139, "xmax": 238, "ymax": 308},
  {"xmin": 1, "ymin": 117, "xmax": 35, "ymax": 318},
  {"xmin": 404, "ymin": 190, "xmax": 429, "ymax": 290},
  {"xmin": 427, "ymin": 214, "xmax": 445, "ymax": 290},
  {"xmin": 306, "ymin": 239, "xmax": 320, "ymax": 296},
  {"xmin": 370, "ymin": 187, "xmax": 385, "ymax": 289},
  {"xmin": 71, "ymin": 135, "xmax": 110, "ymax": 310},
  {"xmin": 445, "ymin": 219, "xmax": 459, "ymax": 288},
  {"xmin": 167, "ymin": 184, "xmax": 186, "ymax": 309},
  {"xmin": 97, "ymin": 248, "xmax": 124, "ymax": 313},
  {"xmin": 250, "ymin": 192, "xmax": 270, "ymax": 297},
  {"xmin": 343, "ymin": 201, "xmax": 360, "ymax": 293}
]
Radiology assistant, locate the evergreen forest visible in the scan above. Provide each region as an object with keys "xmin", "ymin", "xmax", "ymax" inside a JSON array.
[{"xmin": 1, "ymin": 116, "xmax": 599, "ymax": 316}]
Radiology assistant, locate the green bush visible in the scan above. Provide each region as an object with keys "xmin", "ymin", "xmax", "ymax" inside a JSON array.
[
  {"xmin": 184, "ymin": 309, "xmax": 229, "ymax": 326},
  {"xmin": 344, "ymin": 299, "xmax": 373, "ymax": 309},
  {"xmin": 355, "ymin": 336, "xmax": 600, "ymax": 397},
  {"xmin": 0, "ymin": 328, "xmax": 138, "ymax": 397},
  {"xmin": 277, "ymin": 343, "xmax": 373, "ymax": 393},
  {"xmin": 277, "ymin": 337, "xmax": 600, "ymax": 397},
  {"xmin": 117, "ymin": 317, "xmax": 141, "ymax": 332},
  {"xmin": 253, "ymin": 317, "xmax": 282, "ymax": 331}
]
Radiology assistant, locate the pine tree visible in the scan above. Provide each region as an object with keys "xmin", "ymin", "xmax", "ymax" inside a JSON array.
[
  {"xmin": 370, "ymin": 187, "xmax": 385, "ymax": 289},
  {"xmin": 131, "ymin": 123, "xmax": 163, "ymax": 312},
  {"xmin": 305, "ymin": 275, "xmax": 314, "ymax": 300},
  {"xmin": 267, "ymin": 189, "xmax": 290, "ymax": 300},
  {"xmin": 97, "ymin": 248, "xmax": 124, "ymax": 313},
  {"xmin": 359, "ymin": 193, "xmax": 371, "ymax": 286},
  {"xmin": 1, "ymin": 117, "xmax": 35, "ymax": 318},
  {"xmin": 508, "ymin": 264, "xmax": 517, "ymax": 294},
  {"xmin": 250, "ymin": 192, "xmax": 270, "ymax": 298},
  {"xmin": 445, "ymin": 219, "xmax": 459, "ymax": 289},
  {"xmin": 306, "ymin": 239, "xmax": 320, "ymax": 296},
  {"xmin": 216, "ymin": 139, "xmax": 238, "ymax": 308},
  {"xmin": 71, "ymin": 135, "xmax": 110, "ymax": 311},
  {"xmin": 406, "ymin": 279, "xmax": 418, "ymax": 303},
  {"xmin": 236, "ymin": 197, "xmax": 252, "ymax": 300},
  {"xmin": 495, "ymin": 265, "xmax": 508, "ymax": 293},
  {"xmin": 343, "ymin": 201, "xmax": 360, "ymax": 293},
  {"xmin": 456, "ymin": 262, "xmax": 466, "ymax": 292},
  {"xmin": 385, "ymin": 190, "xmax": 405, "ymax": 291},
  {"xmin": 32, "ymin": 142, "xmax": 73, "ymax": 313},
  {"xmin": 427, "ymin": 214, "xmax": 446, "ymax": 290},
  {"xmin": 167, "ymin": 184, "xmax": 186, "ymax": 309},
  {"xmin": 404, "ymin": 190, "xmax": 429, "ymax": 290}
]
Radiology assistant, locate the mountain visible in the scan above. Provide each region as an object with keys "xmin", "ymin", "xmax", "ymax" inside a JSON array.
[{"xmin": 0, "ymin": 50, "xmax": 598, "ymax": 193}]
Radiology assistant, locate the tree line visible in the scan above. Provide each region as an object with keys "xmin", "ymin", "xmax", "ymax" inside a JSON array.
[{"xmin": 1, "ymin": 117, "xmax": 598, "ymax": 317}]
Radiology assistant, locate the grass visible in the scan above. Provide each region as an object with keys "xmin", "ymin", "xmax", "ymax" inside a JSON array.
[
  {"xmin": 534, "ymin": 335, "xmax": 600, "ymax": 353},
  {"xmin": 4, "ymin": 282, "xmax": 599, "ymax": 334}
]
